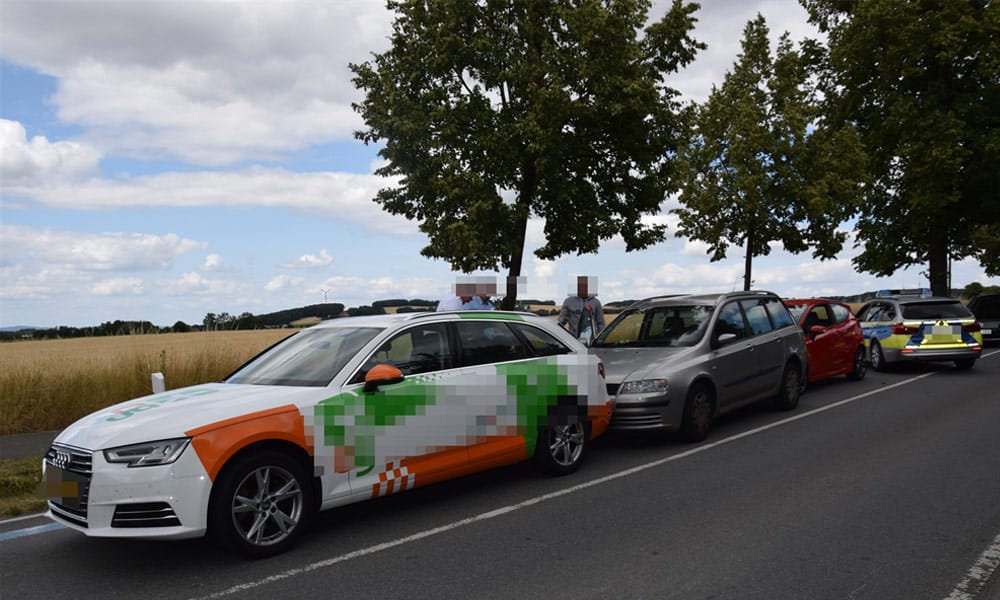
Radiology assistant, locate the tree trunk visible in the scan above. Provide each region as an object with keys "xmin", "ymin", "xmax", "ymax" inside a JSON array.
[
  {"xmin": 501, "ymin": 162, "xmax": 536, "ymax": 310},
  {"xmin": 928, "ymin": 229, "xmax": 950, "ymax": 297}
]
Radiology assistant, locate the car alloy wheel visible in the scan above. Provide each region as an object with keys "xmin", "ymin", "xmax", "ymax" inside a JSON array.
[
  {"xmin": 681, "ymin": 383, "xmax": 713, "ymax": 443},
  {"xmin": 534, "ymin": 422, "xmax": 587, "ymax": 475},
  {"xmin": 773, "ymin": 364, "xmax": 801, "ymax": 411},
  {"xmin": 211, "ymin": 450, "xmax": 312, "ymax": 557},
  {"xmin": 870, "ymin": 340, "xmax": 886, "ymax": 372}
]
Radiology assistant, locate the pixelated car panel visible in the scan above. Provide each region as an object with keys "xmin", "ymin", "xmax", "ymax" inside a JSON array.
[{"xmin": 42, "ymin": 312, "xmax": 610, "ymax": 557}]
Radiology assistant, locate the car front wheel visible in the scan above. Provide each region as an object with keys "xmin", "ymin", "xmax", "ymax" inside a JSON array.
[
  {"xmin": 209, "ymin": 450, "xmax": 313, "ymax": 558},
  {"xmin": 870, "ymin": 340, "xmax": 887, "ymax": 372},
  {"xmin": 847, "ymin": 346, "xmax": 867, "ymax": 380},
  {"xmin": 533, "ymin": 422, "xmax": 588, "ymax": 476},
  {"xmin": 680, "ymin": 382, "xmax": 713, "ymax": 443},
  {"xmin": 772, "ymin": 364, "xmax": 801, "ymax": 411}
]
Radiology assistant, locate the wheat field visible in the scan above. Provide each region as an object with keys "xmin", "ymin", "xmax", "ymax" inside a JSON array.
[{"xmin": 0, "ymin": 329, "xmax": 295, "ymax": 435}]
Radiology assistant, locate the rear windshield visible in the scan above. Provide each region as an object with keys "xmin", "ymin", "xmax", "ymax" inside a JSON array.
[{"xmin": 900, "ymin": 301, "xmax": 972, "ymax": 320}]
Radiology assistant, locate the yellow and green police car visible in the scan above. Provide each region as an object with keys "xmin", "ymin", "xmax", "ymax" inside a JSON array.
[{"xmin": 856, "ymin": 289, "xmax": 983, "ymax": 371}]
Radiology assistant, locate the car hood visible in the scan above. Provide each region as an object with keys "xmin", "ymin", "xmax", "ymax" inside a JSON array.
[
  {"xmin": 53, "ymin": 382, "xmax": 327, "ymax": 451},
  {"xmin": 592, "ymin": 346, "xmax": 694, "ymax": 383}
]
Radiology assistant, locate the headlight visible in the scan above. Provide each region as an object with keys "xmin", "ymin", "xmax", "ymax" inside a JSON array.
[
  {"xmin": 618, "ymin": 379, "xmax": 669, "ymax": 395},
  {"xmin": 104, "ymin": 438, "xmax": 191, "ymax": 467}
]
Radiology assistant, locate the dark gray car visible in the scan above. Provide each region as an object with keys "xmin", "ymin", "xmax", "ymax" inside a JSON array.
[
  {"xmin": 592, "ymin": 291, "xmax": 807, "ymax": 442},
  {"xmin": 968, "ymin": 293, "xmax": 1000, "ymax": 345}
]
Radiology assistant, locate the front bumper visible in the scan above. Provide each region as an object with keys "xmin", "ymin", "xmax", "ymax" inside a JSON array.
[
  {"xmin": 607, "ymin": 391, "xmax": 680, "ymax": 432},
  {"xmin": 43, "ymin": 442, "xmax": 212, "ymax": 540}
]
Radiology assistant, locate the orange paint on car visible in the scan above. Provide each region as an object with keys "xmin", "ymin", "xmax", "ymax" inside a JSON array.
[{"xmin": 185, "ymin": 405, "xmax": 308, "ymax": 481}]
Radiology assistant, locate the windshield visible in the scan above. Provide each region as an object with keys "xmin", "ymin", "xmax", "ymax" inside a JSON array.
[
  {"xmin": 900, "ymin": 301, "xmax": 972, "ymax": 320},
  {"xmin": 785, "ymin": 304, "xmax": 807, "ymax": 321},
  {"xmin": 226, "ymin": 326, "xmax": 382, "ymax": 386},
  {"xmin": 593, "ymin": 304, "xmax": 712, "ymax": 347}
]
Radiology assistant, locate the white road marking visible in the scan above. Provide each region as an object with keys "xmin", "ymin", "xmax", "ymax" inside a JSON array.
[
  {"xmin": 944, "ymin": 530, "xmax": 1000, "ymax": 600},
  {"xmin": 196, "ymin": 373, "xmax": 943, "ymax": 599}
]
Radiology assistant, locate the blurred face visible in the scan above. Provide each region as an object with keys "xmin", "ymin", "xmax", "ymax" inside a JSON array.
[{"xmin": 577, "ymin": 277, "xmax": 589, "ymax": 297}]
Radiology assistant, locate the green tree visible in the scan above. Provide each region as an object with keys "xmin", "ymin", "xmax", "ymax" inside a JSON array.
[
  {"xmin": 674, "ymin": 14, "xmax": 866, "ymax": 290},
  {"xmin": 351, "ymin": 0, "xmax": 704, "ymax": 308},
  {"xmin": 803, "ymin": 0, "xmax": 1000, "ymax": 296}
]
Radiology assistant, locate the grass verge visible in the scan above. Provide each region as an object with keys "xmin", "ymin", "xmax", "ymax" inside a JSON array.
[{"xmin": 0, "ymin": 455, "xmax": 46, "ymax": 518}]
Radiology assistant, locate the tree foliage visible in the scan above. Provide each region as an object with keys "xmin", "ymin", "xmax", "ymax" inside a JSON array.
[
  {"xmin": 803, "ymin": 0, "xmax": 1000, "ymax": 295},
  {"xmin": 351, "ymin": 0, "xmax": 704, "ymax": 307},
  {"xmin": 674, "ymin": 14, "xmax": 866, "ymax": 289}
]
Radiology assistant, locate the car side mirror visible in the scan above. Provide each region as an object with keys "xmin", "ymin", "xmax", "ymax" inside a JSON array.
[
  {"xmin": 712, "ymin": 332, "xmax": 737, "ymax": 349},
  {"xmin": 363, "ymin": 364, "xmax": 404, "ymax": 392}
]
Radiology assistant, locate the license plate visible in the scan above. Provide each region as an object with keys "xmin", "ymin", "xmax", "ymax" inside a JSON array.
[
  {"xmin": 984, "ymin": 328, "xmax": 993, "ymax": 335},
  {"xmin": 42, "ymin": 465, "xmax": 82, "ymax": 509}
]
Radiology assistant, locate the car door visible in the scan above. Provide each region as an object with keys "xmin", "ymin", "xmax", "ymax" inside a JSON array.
[
  {"xmin": 802, "ymin": 302, "xmax": 840, "ymax": 379},
  {"xmin": 739, "ymin": 298, "xmax": 786, "ymax": 396},
  {"xmin": 316, "ymin": 321, "xmax": 473, "ymax": 502},
  {"xmin": 710, "ymin": 301, "xmax": 760, "ymax": 408}
]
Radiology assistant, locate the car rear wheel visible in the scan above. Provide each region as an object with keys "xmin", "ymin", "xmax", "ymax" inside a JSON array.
[
  {"xmin": 772, "ymin": 364, "xmax": 801, "ymax": 411},
  {"xmin": 209, "ymin": 450, "xmax": 312, "ymax": 558},
  {"xmin": 847, "ymin": 346, "xmax": 867, "ymax": 380},
  {"xmin": 533, "ymin": 422, "xmax": 587, "ymax": 476},
  {"xmin": 680, "ymin": 382, "xmax": 713, "ymax": 443},
  {"xmin": 955, "ymin": 358, "xmax": 976, "ymax": 370},
  {"xmin": 870, "ymin": 340, "xmax": 887, "ymax": 372}
]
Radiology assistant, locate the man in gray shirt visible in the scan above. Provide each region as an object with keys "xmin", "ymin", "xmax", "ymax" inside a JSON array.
[{"xmin": 558, "ymin": 276, "xmax": 605, "ymax": 343}]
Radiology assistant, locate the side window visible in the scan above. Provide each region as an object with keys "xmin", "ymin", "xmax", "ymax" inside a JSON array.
[
  {"xmin": 355, "ymin": 323, "xmax": 453, "ymax": 380},
  {"xmin": 511, "ymin": 323, "xmax": 571, "ymax": 357},
  {"xmin": 457, "ymin": 321, "xmax": 526, "ymax": 367},
  {"xmin": 764, "ymin": 297, "xmax": 795, "ymax": 329},
  {"xmin": 860, "ymin": 303, "xmax": 881, "ymax": 322},
  {"xmin": 830, "ymin": 304, "xmax": 850, "ymax": 324},
  {"xmin": 740, "ymin": 299, "xmax": 774, "ymax": 335},
  {"xmin": 715, "ymin": 302, "xmax": 750, "ymax": 341}
]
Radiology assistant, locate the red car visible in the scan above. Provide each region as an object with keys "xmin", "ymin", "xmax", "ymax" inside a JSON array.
[{"xmin": 784, "ymin": 298, "xmax": 866, "ymax": 383}]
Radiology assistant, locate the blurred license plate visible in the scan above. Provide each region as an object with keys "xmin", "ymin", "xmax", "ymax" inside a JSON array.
[
  {"xmin": 43, "ymin": 465, "xmax": 82, "ymax": 509},
  {"xmin": 984, "ymin": 328, "xmax": 993, "ymax": 335}
]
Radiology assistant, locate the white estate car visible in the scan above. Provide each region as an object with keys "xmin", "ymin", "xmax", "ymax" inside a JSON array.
[{"xmin": 42, "ymin": 311, "xmax": 611, "ymax": 557}]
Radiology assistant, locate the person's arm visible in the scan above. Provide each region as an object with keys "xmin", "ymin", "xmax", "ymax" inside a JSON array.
[{"xmin": 557, "ymin": 299, "xmax": 569, "ymax": 326}]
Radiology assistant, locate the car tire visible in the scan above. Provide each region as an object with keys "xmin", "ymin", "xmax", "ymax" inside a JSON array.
[
  {"xmin": 680, "ymin": 382, "xmax": 713, "ymax": 443},
  {"xmin": 533, "ymin": 421, "xmax": 588, "ymax": 476},
  {"xmin": 847, "ymin": 346, "xmax": 867, "ymax": 380},
  {"xmin": 955, "ymin": 358, "xmax": 976, "ymax": 370},
  {"xmin": 870, "ymin": 340, "xmax": 887, "ymax": 372},
  {"xmin": 209, "ymin": 450, "xmax": 313, "ymax": 558},
  {"xmin": 772, "ymin": 363, "xmax": 801, "ymax": 411}
]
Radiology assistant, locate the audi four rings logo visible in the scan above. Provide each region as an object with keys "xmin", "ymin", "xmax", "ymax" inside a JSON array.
[{"xmin": 52, "ymin": 449, "xmax": 71, "ymax": 469}]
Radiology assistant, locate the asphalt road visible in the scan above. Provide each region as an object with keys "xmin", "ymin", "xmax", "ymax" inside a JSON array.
[{"xmin": 3, "ymin": 350, "xmax": 999, "ymax": 600}]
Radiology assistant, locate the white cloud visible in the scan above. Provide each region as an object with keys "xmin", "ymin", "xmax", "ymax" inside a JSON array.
[
  {"xmin": 160, "ymin": 271, "xmax": 245, "ymax": 296},
  {"xmin": 0, "ymin": 225, "xmax": 207, "ymax": 271},
  {"xmin": 1, "ymin": 1, "xmax": 392, "ymax": 165},
  {"xmin": 203, "ymin": 254, "xmax": 225, "ymax": 271},
  {"xmin": 91, "ymin": 277, "xmax": 144, "ymax": 296},
  {"xmin": 265, "ymin": 274, "xmax": 304, "ymax": 292},
  {"xmin": 282, "ymin": 248, "xmax": 333, "ymax": 269},
  {"xmin": 0, "ymin": 119, "xmax": 102, "ymax": 185},
  {"xmin": 5, "ymin": 168, "xmax": 417, "ymax": 235}
]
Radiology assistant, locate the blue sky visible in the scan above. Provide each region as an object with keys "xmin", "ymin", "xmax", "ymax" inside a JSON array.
[{"xmin": 2, "ymin": 0, "xmax": 997, "ymax": 329}]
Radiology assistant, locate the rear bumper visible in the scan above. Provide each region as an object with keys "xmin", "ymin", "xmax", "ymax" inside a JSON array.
[{"xmin": 896, "ymin": 347, "xmax": 982, "ymax": 363}]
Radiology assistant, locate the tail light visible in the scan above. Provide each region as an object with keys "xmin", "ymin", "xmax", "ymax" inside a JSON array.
[
  {"xmin": 963, "ymin": 322, "xmax": 982, "ymax": 333},
  {"xmin": 598, "ymin": 361, "xmax": 606, "ymax": 379},
  {"xmin": 892, "ymin": 323, "xmax": 920, "ymax": 335}
]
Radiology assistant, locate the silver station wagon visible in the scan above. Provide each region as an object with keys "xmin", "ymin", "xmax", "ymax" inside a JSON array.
[{"xmin": 591, "ymin": 291, "xmax": 807, "ymax": 442}]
